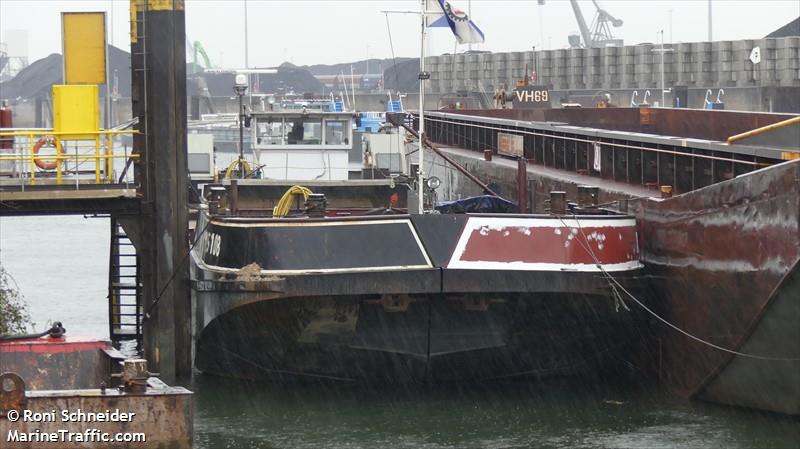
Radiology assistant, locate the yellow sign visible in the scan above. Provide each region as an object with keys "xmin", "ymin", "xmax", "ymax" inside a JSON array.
[
  {"xmin": 62, "ymin": 12, "xmax": 107, "ymax": 85},
  {"xmin": 53, "ymin": 85, "xmax": 100, "ymax": 139},
  {"xmin": 782, "ymin": 152, "xmax": 800, "ymax": 161},
  {"xmin": 130, "ymin": 1, "xmax": 185, "ymax": 43},
  {"xmin": 497, "ymin": 133, "xmax": 524, "ymax": 158}
]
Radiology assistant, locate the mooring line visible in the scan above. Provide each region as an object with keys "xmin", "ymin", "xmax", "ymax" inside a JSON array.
[
  {"xmin": 560, "ymin": 213, "xmax": 800, "ymax": 362},
  {"xmin": 144, "ymin": 216, "xmax": 211, "ymax": 322}
]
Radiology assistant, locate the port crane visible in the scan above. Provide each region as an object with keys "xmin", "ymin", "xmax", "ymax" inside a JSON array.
[
  {"xmin": 538, "ymin": 0, "xmax": 624, "ymax": 48},
  {"xmin": 186, "ymin": 39, "xmax": 216, "ymax": 114}
]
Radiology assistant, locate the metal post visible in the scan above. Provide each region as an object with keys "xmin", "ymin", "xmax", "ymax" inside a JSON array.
[
  {"xmin": 418, "ymin": 0, "xmax": 426, "ymax": 214},
  {"xmin": 661, "ymin": 30, "xmax": 666, "ymax": 107},
  {"xmin": 707, "ymin": 0, "xmax": 712, "ymax": 42},
  {"xmin": 229, "ymin": 179, "xmax": 239, "ymax": 215},
  {"xmin": 467, "ymin": 0, "xmax": 472, "ymax": 52},
  {"xmin": 238, "ymin": 93, "xmax": 244, "ymax": 179},
  {"xmin": 244, "ymin": 0, "xmax": 251, "ymax": 106},
  {"xmin": 135, "ymin": 0, "xmax": 191, "ymax": 383},
  {"xmin": 516, "ymin": 157, "xmax": 528, "ymax": 213}
]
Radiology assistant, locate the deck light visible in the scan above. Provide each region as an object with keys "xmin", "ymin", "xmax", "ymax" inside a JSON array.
[{"xmin": 234, "ymin": 74, "xmax": 249, "ymax": 179}]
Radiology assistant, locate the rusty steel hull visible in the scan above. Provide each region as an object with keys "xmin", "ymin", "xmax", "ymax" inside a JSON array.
[
  {"xmin": 0, "ymin": 338, "xmax": 193, "ymax": 448},
  {"xmin": 632, "ymin": 159, "xmax": 800, "ymax": 415},
  {"xmin": 0, "ymin": 338, "xmax": 111, "ymax": 391}
]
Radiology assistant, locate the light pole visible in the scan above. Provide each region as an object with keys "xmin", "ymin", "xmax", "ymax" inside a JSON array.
[
  {"xmin": 234, "ymin": 73, "xmax": 248, "ymax": 179},
  {"xmin": 651, "ymin": 31, "xmax": 673, "ymax": 107},
  {"xmin": 660, "ymin": 30, "xmax": 665, "ymax": 107}
]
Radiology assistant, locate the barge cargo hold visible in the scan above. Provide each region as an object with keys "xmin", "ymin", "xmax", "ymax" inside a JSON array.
[
  {"xmin": 412, "ymin": 106, "xmax": 800, "ymax": 414},
  {"xmin": 633, "ymin": 159, "xmax": 800, "ymax": 416}
]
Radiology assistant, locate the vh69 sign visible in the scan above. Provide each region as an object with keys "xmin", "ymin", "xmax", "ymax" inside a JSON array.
[{"xmin": 512, "ymin": 85, "xmax": 551, "ymax": 109}]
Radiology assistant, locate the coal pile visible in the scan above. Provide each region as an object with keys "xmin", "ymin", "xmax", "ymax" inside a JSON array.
[
  {"xmin": 0, "ymin": 45, "xmax": 132, "ymax": 100},
  {"xmin": 189, "ymin": 63, "xmax": 323, "ymax": 96},
  {"xmin": 766, "ymin": 17, "xmax": 800, "ymax": 38},
  {"xmin": 383, "ymin": 58, "xmax": 420, "ymax": 92}
]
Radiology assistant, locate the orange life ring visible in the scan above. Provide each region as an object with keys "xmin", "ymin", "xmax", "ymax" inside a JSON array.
[{"xmin": 33, "ymin": 137, "xmax": 60, "ymax": 170}]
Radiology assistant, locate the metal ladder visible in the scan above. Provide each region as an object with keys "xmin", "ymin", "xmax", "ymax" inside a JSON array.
[{"xmin": 108, "ymin": 218, "xmax": 143, "ymax": 346}]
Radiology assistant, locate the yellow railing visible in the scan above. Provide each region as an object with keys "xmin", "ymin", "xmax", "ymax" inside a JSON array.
[
  {"xmin": 727, "ymin": 116, "xmax": 800, "ymax": 144},
  {"xmin": 0, "ymin": 129, "xmax": 138, "ymax": 185}
]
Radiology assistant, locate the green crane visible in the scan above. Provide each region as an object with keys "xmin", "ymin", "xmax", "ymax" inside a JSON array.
[{"xmin": 186, "ymin": 39, "xmax": 213, "ymax": 74}]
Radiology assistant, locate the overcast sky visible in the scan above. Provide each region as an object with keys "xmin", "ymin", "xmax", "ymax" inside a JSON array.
[{"xmin": 2, "ymin": 0, "xmax": 799, "ymax": 69}]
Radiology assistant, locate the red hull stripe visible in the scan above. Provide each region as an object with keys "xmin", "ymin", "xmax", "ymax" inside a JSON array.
[
  {"xmin": 0, "ymin": 337, "xmax": 109, "ymax": 354},
  {"xmin": 449, "ymin": 217, "xmax": 641, "ymax": 272}
]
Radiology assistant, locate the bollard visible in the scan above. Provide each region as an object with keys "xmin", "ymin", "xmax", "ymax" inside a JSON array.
[
  {"xmin": 116, "ymin": 359, "xmax": 151, "ymax": 394},
  {"xmin": 305, "ymin": 193, "xmax": 328, "ymax": 218},
  {"xmin": 229, "ymin": 179, "xmax": 239, "ymax": 215},
  {"xmin": 549, "ymin": 191, "xmax": 567, "ymax": 215},
  {"xmin": 577, "ymin": 185, "xmax": 600, "ymax": 207},
  {"xmin": 617, "ymin": 198, "xmax": 629, "ymax": 213}
]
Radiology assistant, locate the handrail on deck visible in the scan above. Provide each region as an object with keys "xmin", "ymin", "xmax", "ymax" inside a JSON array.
[
  {"xmin": 727, "ymin": 116, "xmax": 800, "ymax": 145},
  {"xmin": 0, "ymin": 129, "xmax": 139, "ymax": 185}
]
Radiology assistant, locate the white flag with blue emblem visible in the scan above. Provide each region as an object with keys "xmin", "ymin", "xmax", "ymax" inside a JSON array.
[{"xmin": 426, "ymin": 0, "xmax": 485, "ymax": 45}]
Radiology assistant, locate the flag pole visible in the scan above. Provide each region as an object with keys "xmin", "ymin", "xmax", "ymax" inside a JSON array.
[{"xmin": 418, "ymin": 0, "xmax": 426, "ymax": 214}]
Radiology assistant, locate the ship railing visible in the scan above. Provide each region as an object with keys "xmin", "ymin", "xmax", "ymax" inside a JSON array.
[{"xmin": 0, "ymin": 129, "xmax": 138, "ymax": 187}]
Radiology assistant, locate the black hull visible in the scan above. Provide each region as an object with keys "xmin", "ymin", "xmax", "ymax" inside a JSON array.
[
  {"xmin": 195, "ymin": 290, "xmax": 638, "ymax": 383},
  {"xmin": 191, "ymin": 210, "xmax": 645, "ymax": 383}
]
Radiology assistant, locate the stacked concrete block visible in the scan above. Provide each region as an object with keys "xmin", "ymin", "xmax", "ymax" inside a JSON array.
[
  {"xmin": 733, "ymin": 40, "xmax": 755, "ymax": 87},
  {"xmin": 674, "ymin": 43, "xmax": 695, "ymax": 87},
  {"xmin": 585, "ymin": 47, "xmax": 600, "ymax": 89},
  {"xmin": 713, "ymin": 41, "xmax": 734, "ymax": 86},
  {"xmin": 556, "ymin": 49, "xmax": 568, "ymax": 88},
  {"xmin": 775, "ymin": 37, "xmax": 800, "ymax": 87},
  {"xmin": 538, "ymin": 50, "xmax": 554, "ymax": 85},
  {"xmin": 621, "ymin": 45, "xmax": 637, "ymax": 88},
  {"xmin": 601, "ymin": 47, "xmax": 620, "ymax": 89},
  {"xmin": 633, "ymin": 44, "xmax": 656, "ymax": 88},
  {"xmin": 568, "ymin": 48, "xmax": 586, "ymax": 89},
  {"xmin": 425, "ymin": 37, "xmax": 799, "ymax": 103}
]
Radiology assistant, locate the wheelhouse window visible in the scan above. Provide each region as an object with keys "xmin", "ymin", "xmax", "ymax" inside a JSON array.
[
  {"xmin": 257, "ymin": 121, "xmax": 283, "ymax": 145},
  {"xmin": 252, "ymin": 114, "xmax": 351, "ymax": 148},
  {"xmin": 286, "ymin": 118, "xmax": 322, "ymax": 145},
  {"xmin": 324, "ymin": 120, "xmax": 348, "ymax": 145}
]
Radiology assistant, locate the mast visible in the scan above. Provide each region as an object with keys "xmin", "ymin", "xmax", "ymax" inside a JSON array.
[{"xmin": 417, "ymin": 0, "xmax": 426, "ymax": 214}]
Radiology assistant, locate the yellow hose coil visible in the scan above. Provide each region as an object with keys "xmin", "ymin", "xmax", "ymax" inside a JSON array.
[
  {"xmin": 272, "ymin": 185, "xmax": 313, "ymax": 218},
  {"xmin": 224, "ymin": 159, "xmax": 253, "ymax": 180}
]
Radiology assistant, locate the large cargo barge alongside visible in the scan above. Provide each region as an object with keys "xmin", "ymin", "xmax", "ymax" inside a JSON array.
[{"xmin": 411, "ymin": 106, "xmax": 800, "ymax": 414}]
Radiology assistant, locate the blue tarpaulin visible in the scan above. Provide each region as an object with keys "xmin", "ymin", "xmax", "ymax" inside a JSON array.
[{"xmin": 435, "ymin": 195, "xmax": 517, "ymax": 214}]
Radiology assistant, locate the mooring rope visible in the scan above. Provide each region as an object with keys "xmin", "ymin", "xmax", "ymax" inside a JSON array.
[
  {"xmin": 560, "ymin": 214, "xmax": 800, "ymax": 362},
  {"xmin": 0, "ymin": 321, "xmax": 66, "ymax": 341},
  {"xmin": 144, "ymin": 217, "xmax": 211, "ymax": 322}
]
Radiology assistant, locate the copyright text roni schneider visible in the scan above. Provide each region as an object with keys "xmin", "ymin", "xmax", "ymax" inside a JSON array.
[{"xmin": 6, "ymin": 408, "xmax": 146, "ymax": 444}]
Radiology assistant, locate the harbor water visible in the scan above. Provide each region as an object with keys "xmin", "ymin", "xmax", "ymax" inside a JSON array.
[{"xmin": 1, "ymin": 215, "xmax": 798, "ymax": 449}]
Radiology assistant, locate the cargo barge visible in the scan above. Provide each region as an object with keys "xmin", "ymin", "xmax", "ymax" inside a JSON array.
[
  {"xmin": 189, "ymin": 110, "xmax": 645, "ymax": 383},
  {"xmin": 412, "ymin": 106, "xmax": 800, "ymax": 414}
]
